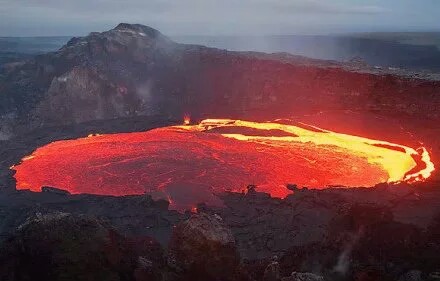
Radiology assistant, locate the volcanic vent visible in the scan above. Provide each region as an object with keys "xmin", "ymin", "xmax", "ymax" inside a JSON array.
[{"xmin": 11, "ymin": 119, "xmax": 434, "ymax": 210}]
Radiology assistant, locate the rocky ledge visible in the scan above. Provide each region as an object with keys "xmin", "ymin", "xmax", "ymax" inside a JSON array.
[
  {"xmin": 1, "ymin": 23, "xmax": 439, "ymax": 138},
  {"xmin": 1, "ymin": 181, "xmax": 440, "ymax": 281}
]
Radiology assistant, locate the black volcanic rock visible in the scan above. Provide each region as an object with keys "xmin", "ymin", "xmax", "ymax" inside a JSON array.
[
  {"xmin": 281, "ymin": 272, "xmax": 324, "ymax": 281},
  {"xmin": 0, "ymin": 213, "xmax": 166, "ymax": 281},
  {"xmin": 276, "ymin": 202, "xmax": 440, "ymax": 281},
  {"xmin": 0, "ymin": 23, "xmax": 181, "ymax": 131},
  {"xmin": 1, "ymin": 23, "xmax": 439, "ymax": 138},
  {"xmin": 114, "ymin": 23, "xmax": 167, "ymax": 40},
  {"xmin": 41, "ymin": 185, "xmax": 71, "ymax": 195},
  {"xmin": 167, "ymin": 213, "xmax": 241, "ymax": 281}
]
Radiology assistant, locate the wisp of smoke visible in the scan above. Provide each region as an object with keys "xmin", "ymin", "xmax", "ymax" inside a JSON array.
[{"xmin": 333, "ymin": 226, "xmax": 364, "ymax": 275}]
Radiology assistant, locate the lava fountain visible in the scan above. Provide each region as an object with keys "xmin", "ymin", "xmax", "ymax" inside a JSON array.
[{"xmin": 11, "ymin": 119, "xmax": 435, "ymax": 210}]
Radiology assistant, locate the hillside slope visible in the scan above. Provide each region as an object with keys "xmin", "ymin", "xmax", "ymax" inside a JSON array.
[{"xmin": 0, "ymin": 23, "xmax": 439, "ymax": 137}]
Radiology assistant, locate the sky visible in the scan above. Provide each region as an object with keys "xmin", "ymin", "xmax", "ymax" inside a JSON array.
[{"xmin": 1, "ymin": 0, "xmax": 440, "ymax": 36}]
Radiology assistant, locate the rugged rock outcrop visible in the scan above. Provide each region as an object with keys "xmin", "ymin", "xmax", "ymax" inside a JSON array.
[
  {"xmin": 281, "ymin": 272, "xmax": 324, "ymax": 281},
  {"xmin": 167, "ymin": 213, "xmax": 241, "ymax": 281},
  {"xmin": 398, "ymin": 270, "xmax": 423, "ymax": 281},
  {"xmin": 1, "ymin": 23, "xmax": 439, "ymax": 137},
  {"xmin": 0, "ymin": 213, "xmax": 166, "ymax": 281},
  {"xmin": 0, "ymin": 181, "xmax": 440, "ymax": 280},
  {"xmin": 277, "ymin": 201, "xmax": 440, "ymax": 281}
]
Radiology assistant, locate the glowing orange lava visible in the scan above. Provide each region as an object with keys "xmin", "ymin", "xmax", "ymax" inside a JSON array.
[
  {"xmin": 183, "ymin": 114, "xmax": 191, "ymax": 125},
  {"xmin": 12, "ymin": 119, "xmax": 434, "ymax": 210}
]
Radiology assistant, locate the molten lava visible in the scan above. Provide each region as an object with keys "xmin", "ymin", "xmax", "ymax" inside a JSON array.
[
  {"xmin": 12, "ymin": 119, "xmax": 434, "ymax": 210},
  {"xmin": 183, "ymin": 114, "xmax": 191, "ymax": 125}
]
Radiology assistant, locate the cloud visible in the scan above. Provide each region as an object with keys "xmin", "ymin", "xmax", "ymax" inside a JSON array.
[
  {"xmin": 263, "ymin": 0, "xmax": 387, "ymax": 15},
  {"xmin": 0, "ymin": 0, "xmax": 387, "ymax": 18},
  {"xmin": 0, "ymin": 0, "xmax": 436, "ymax": 36}
]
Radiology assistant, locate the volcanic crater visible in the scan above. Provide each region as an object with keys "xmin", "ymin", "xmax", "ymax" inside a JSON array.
[{"xmin": 1, "ymin": 23, "xmax": 438, "ymax": 212}]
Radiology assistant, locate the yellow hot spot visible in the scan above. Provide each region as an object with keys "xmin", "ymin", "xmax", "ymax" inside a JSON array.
[{"xmin": 182, "ymin": 119, "xmax": 434, "ymax": 183}]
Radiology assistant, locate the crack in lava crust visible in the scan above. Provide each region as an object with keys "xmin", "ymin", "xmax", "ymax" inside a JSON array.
[{"xmin": 12, "ymin": 119, "xmax": 435, "ymax": 210}]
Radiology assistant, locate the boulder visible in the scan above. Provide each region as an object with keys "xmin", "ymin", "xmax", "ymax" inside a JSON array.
[
  {"xmin": 0, "ymin": 212, "xmax": 165, "ymax": 281},
  {"xmin": 282, "ymin": 272, "xmax": 324, "ymax": 281},
  {"xmin": 428, "ymin": 272, "xmax": 440, "ymax": 281},
  {"xmin": 399, "ymin": 270, "xmax": 422, "ymax": 281},
  {"xmin": 41, "ymin": 185, "xmax": 71, "ymax": 195},
  {"xmin": 167, "ymin": 213, "xmax": 240, "ymax": 280},
  {"xmin": 263, "ymin": 256, "xmax": 280, "ymax": 281}
]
